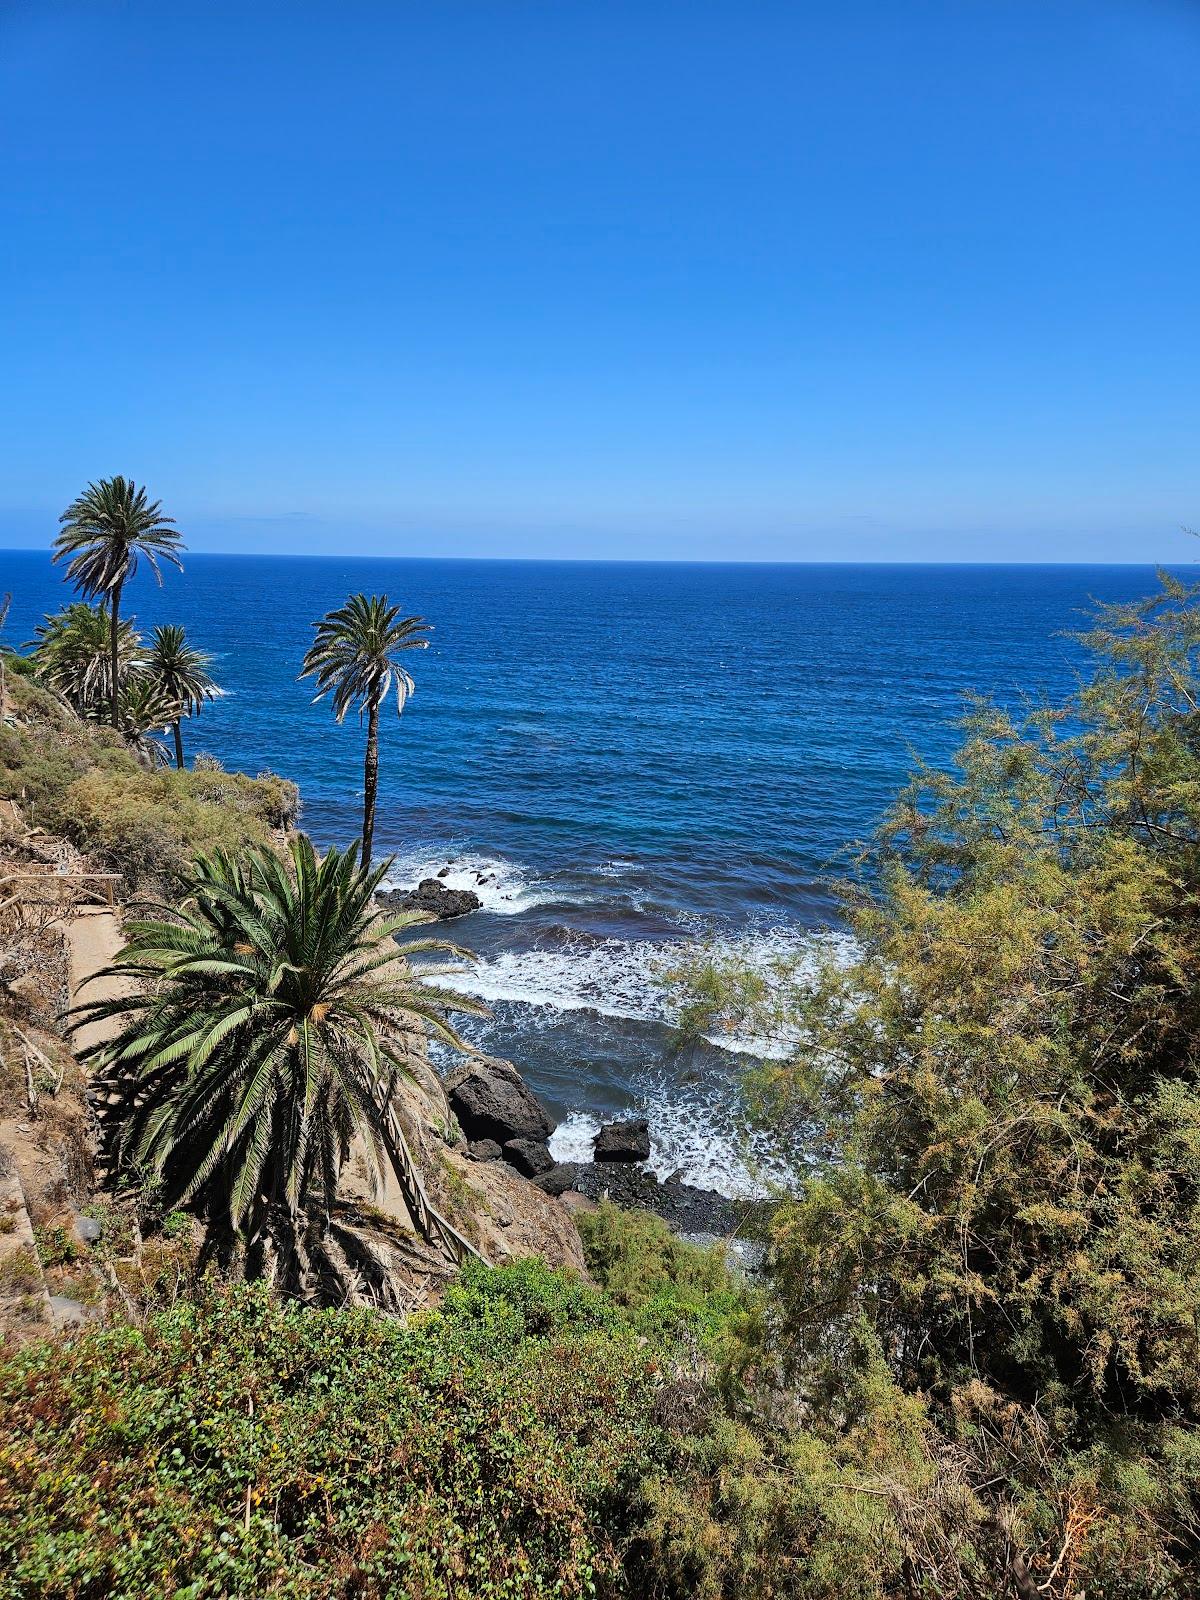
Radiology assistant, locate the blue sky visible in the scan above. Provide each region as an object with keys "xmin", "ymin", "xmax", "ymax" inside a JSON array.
[{"xmin": 1, "ymin": 1, "xmax": 1197, "ymax": 562}]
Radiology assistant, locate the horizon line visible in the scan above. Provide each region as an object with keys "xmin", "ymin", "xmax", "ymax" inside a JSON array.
[{"xmin": 3, "ymin": 546, "xmax": 1196, "ymax": 571}]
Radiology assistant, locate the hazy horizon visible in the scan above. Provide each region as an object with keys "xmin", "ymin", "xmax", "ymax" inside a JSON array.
[{"xmin": 5, "ymin": 543, "xmax": 1198, "ymax": 571}]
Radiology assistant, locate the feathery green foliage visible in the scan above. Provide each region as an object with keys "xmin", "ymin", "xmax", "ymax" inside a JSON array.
[
  {"xmin": 28, "ymin": 601, "xmax": 140, "ymax": 716},
  {"xmin": 300, "ymin": 593, "xmax": 431, "ymax": 863},
  {"xmin": 667, "ymin": 575, "xmax": 1200, "ymax": 1594},
  {"xmin": 52, "ymin": 476, "xmax": 184, "ymax": 730},
  {"xmin": 72, "ymin": 836, "xmax": 485, "ymax": 1292}
]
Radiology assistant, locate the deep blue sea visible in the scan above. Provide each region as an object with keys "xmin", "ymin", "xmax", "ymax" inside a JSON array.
[{"xmin": 3, "ymin": 552, "xmax": 1185, "ymax": 1191}]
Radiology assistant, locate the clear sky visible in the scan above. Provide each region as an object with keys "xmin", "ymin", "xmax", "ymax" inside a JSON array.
[{"xmin": 1, "ymin": 1, "xmax": 1197, "ymax": 562}]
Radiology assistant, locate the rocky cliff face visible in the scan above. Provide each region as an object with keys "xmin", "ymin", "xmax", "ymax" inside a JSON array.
[{"xmin": 339, "ymin": 1046, "xmax": 587, "ymax": 1284}]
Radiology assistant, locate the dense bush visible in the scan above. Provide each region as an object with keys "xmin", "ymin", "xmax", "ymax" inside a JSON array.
[
  {"xmin": 575, "ymin": 1200, "xmax": 752, "ymax": 1349},
  {"xmin": 667, "ymin": 580, "xmax": 1200, "ymax": 1596},
  {"xmin": 0, "ymin": 1264, "xmax": 675, "ymax": 1600},
  {"xmin": 0, "ymin": 675, "xmax": 297, "ymax": 893}
]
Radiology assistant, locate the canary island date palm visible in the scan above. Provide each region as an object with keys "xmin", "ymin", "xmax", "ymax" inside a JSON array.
[
  {"xmin": 111, "ymin": 674, "xmax": 179, "ymax": 768},
  {"xmin": 29, "ymin": 601, "xmax": 142, "ymax": 716},
  {"xmin": 147, "ymin": 623, "xmax": 220, "ymax": 769},
  {"xmin": 52, "ymin": 476, "xmax": 184, "ymax": 730},
  {"xmin": 72, "ymin": 836, "xmax": 486, "ymax": 1296},
  {"xmin": 300, "ymin": 594, "xmax": 430, "ymax": 864}
]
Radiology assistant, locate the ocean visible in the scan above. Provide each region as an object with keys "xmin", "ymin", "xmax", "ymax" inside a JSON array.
[{"xmin": 3, "ymin": 552, "xmax": 1185, "ymax": 1193}]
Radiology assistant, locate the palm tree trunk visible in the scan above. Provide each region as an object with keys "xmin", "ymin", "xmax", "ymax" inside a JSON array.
[
  {"xmin": 362, "ymin": 702, "xmax": 379, "ymax": 864},
  {"xmin": 109, "ymin": 578, "xmax": 124, "ymax": 730},
  {"xmin": 173, "ymin": 718, "xmax": 185, "ymax": 770}
]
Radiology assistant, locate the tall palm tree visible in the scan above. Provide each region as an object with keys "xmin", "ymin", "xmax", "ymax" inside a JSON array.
[
  {"xmin": 71, "ymin": 837, "xmax": 485, "ymax": 1296},
  {"xmin": 52, "ymin": 477, "xmax": 184, "ymax": 730},
  {"xmin": 147, "ymin": 623, "xmax": 221, "ymax": 769},
  {"xmin": 29, "ymin": 601, "xmax": 142, "ymax": 716},
  {"xmin": 300, "ymin": 594, "xmax": 431, "ymax": 863}
]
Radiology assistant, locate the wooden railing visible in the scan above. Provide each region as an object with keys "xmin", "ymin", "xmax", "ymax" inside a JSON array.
[{"xmin": 0, "ymin": 872, "xmax": 122, "ymax": 912}]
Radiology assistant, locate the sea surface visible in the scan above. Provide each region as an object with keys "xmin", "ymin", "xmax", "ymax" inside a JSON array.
[{"xmin": 3, "ymin": 552, "xmax": 1186, "ymax": 1192}]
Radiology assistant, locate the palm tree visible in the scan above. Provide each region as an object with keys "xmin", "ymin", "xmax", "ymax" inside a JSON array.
[
  {"xmin": 111, "ymin": 674, "xmax": 178, "ymax": 768},
  {"xmin": 52, "ymin": 477, "xmax": 184, "ymax": 730},
  {"xmin": 71, "ymin": 837, "xmax": 485, "ymax": 1296},
  {"xmin": 147, "ymin": 623, "xmax": 220, "ymax": 769},
  {"xmin": 300, "ymin": 594, "xmax": 431, "ymax": 863},
  {"xmin": 29, "ymin": 601, "xmax": 142, "ymax": 716}
]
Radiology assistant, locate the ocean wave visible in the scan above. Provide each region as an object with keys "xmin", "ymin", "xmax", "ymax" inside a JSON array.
[
  {"xmin": 549, "ymin": 1081, "xmax": 795, "ymax": 1200},
  {"xmin": 430, "ymin": 922, "xmax": 852, "ymax": 1058},
  {"xmin": 380, "ymin": 851, "xmax": 563, "ymax": 917}
]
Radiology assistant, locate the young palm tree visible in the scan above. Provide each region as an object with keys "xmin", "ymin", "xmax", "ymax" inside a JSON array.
[
  {"xmin": 29, "ymin": 601, "xmax": 142, "ymax": 715},
  {"xmin": 300, "ymin": 594, "xmax": 431, "ymax": 863},
  {"xmin": 72, "ymin": 836, "xmax": 485, "ymax": 1295},
  {"xmin": 52, "ymin": 476, "xmax": 184, "ymax": 730},
  {"xmin": 147, "ymin": 623, "xmax": 221, "ymax": 769},
  {"xmin": 111, "ymin": 674, "xmax": 178, "ymax": 768}
]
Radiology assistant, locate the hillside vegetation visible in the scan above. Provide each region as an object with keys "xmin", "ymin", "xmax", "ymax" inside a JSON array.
[
  {"xmin": 5, "ymin": 579, "xmax": 1200, "ymax": 1597},
  {"xmin": 0, "ymin": 673, "xmax": 297, "ymax": 894}
]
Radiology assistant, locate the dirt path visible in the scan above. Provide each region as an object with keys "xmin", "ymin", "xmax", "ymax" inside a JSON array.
[{"xmin": 64, "ymin": 907, "xmax": 129, "ymax": 1055}]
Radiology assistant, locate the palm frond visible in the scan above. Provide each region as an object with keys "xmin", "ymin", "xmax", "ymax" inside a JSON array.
[{"xmin": 75, "ymin": 835, "xmax": 485, "ymax": 1294}]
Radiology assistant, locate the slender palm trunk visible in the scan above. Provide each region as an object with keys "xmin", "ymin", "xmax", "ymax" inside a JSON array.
[
  {"xmin": 109, "ymin": 578, "xmax": 124, "ymax": 730},
  {"xmin": 173, "ymin": 718, "xmax": 185, "ymax": 770},
  {"xmin": 362, "ymin": 702, "xmax": 379, "ymax": 864}
]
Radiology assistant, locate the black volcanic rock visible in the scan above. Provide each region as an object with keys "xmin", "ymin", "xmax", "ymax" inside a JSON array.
[
  {"xmin": 533, "ymin": 1164, "xmax": 579, "ymax": 1198},
  {"xmin": 443, "ymin": 1055, "xmax": 554, "ymax": 1146},
  {"xmin": 382, "ymin": 879, "xmax": 481, "ymax": 920},
  {"xmin": 503, "ymin": 1137, "xmax": 555, "ymax": 1178},
  {"xmin": 534, "ymin": 1161, "xmax": 741, "ymax": 1234},
  {"xmin": 466, "ymin": 1138, "xmax": 503, "ymax": 1163},
  {"xmin": 593, "ymin": 1117, "xmax": 651, "ymax": 1163}
]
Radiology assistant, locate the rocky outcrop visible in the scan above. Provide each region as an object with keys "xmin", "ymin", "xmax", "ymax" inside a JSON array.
[
  {"xmin": 503, "ymin": 1137, "xmax": 556, "ymax": 1178},
  {"xmin": 445, "ymin": 1055, "xmax": 554, "ymax": 1146},
  {"xmin": 535, "ymin": 1160, "xmax": 741, "ymax": 1236},
  {"xmin": 381, "ymin": 879, "xmax": 481, "ymax": 920},
  {"xmin": 593, "ymin": 1117, "xmax": 650, "ymax": 1162},
  {"xmin": 466, "ymin": 1138, "xmax": 503, "ymax": 1163},
  {"xmin": 340, "ymin": 1048, "xmax": 585, "ymax": 1279}
]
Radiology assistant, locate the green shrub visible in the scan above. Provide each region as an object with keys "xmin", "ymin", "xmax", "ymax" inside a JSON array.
[
  {"xmin": 0, "ymin": 676, "xmax": 298, "ymax": 894},
  {"xmin": 0, "ymin": 1269, "xmax": 671, "ymax": 1599},
  {"xmin": 576, "ymin": 1201, "xmax": 750, "ymax": 1346},
  {"xmin": 31, "ymin": 1225, "xmax": 77, "ymax": 1270},
  {"xmin": 0, "ymin": 1245, "xmax": 43, "ymax": 1296},
  {"xmin": 0, "ymin": 650, "xmax": 36, "ymax": 679}
]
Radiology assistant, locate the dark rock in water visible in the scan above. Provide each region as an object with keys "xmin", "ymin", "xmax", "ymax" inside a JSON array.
[
  {"xmin": 503, "ymin": 1137, "xmax": 555, "ymax": 1178},
  {"xmin": 444, "ymin": 1055, "xmax": 554, "ymax": 1146},
  {"xmin": 437, "ymin": 866, "xmax": 450, "ymax": 878},
  {"xmin": 466, "ymin": 1138, "xmax": 503, "ymax": 1163},
  {"xmin": 381, "ymin": 879, "xmax": 481, "ymax": 920},
  {"xmin": 593, "ymin": 1117, "xmax": 651, "ymax": 1163}
]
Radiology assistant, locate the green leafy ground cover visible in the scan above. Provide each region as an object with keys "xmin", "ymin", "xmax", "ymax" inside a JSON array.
[{"xmin": 0, "ymin": 1257, "xmax": 721, "ymax": 1599}]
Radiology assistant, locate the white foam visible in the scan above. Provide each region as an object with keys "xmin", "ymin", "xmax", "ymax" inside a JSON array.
[
  {"xmin": 381, "ymin": 852, "xmax": 556, "ymax": 916},
  {"xmin": 548, "ymin": 1090, "xmax": 793, "ymax": 1199},
  {"xmin": 430, "ymin": 934, "xmax": 671, "ymax": 1023},
  {"xmin": 548, "ymin": 1111, "xmax": 603, "ymax": 1165},
  {"xmin": 431, "ymin": 924, "xmax": 851, "ymax": 1058}
]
